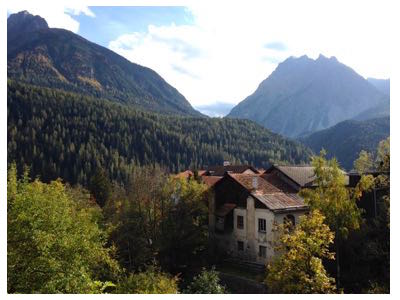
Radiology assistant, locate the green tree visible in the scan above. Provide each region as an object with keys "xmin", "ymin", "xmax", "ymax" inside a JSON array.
[
  {"xmin": 158, "ymin": 177, "xmax": 210, "ymax": 271},
  {"xmin": 105, "ymin": 169, "xmax": 210, "ymax": 274},
  {"xmin": 89, "ymin": 167, "xmax": 112, "ymax": 207},
  {"xmin": 299, "ymin": 150, "xmax": 373, "ymax": 287},
  {"xmin": 7, "ymin": 164, "xmax": 120, "ymax": 293},
  {"xmin": 105, "ymin": 166, "xmax": 168, "ymax": 272},
  {"xmin": 114, "ymin": 265, "xmax": 178, "ymax": 294},
  {"xmin": 340, "ymin": 138, "xmax": 390, "ymax": 293},
  {"xmin": 184, "ymin": 267, "xmax": 226, "ymax": 294},
  {"xmin": 266, "ymin": 210, "xmax": 336, "ymax": 294},
  {"xmin": 354, "ymin": 150, "xmax": 374, "ymax": 174}
]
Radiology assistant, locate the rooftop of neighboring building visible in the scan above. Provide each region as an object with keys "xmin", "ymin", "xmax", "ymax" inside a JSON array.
[
  {"xmin": 205, "ymin": 164, "xmax": 259, "ymax": 176},
  {"xmin": 202, "ymin": 176, "xmax": 223, "ymax": 188},
  {"xmin": 266, "ymin": 164, "xmax": 349, "ymax": 187}
]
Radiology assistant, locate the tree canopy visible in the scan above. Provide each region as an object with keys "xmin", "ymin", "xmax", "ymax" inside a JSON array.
[
  {"xmin": 7, "ymin": 164, "xmax": 120, "ymax": 293},
  {"xmin": 266, "ymin": 210, "xmax": 336, "ymax": 293}
]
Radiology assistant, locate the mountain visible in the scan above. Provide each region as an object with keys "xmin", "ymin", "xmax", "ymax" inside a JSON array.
[
  {"xmin": 354, "ymin": 79, "xmax": 390, "ymax": 121},
  {"xmin": 8, "ymin": 80, "xmax": 312, "ymax": 185},
  {"xmin": 300, "ymin": 116, "xmax": 389, "ymax": 170},
  {"xmin": 7, "ymin": 11, "xmax": 201, "ymax": 116},
  {"xmin": 227, "ymin": 54, "xmax": 388, "ymax": 137},
  {"xmin": 354, "ymin": 98, "xmax": 390, "ymax": 121},
  {"xmin": 367, "ymin": 78, "xmax": 390, "ymax": 95}
]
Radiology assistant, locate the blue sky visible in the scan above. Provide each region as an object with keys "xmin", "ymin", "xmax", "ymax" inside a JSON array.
[
  {"xmin": 74, "ymin": 7, "xmax": 193, "ymax": 48},
  {"xmin": 7, "ymin": 1, "xmax": 393, "ymax": 114}
]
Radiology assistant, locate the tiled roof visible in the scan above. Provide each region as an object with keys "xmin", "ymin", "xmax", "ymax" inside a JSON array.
[
  {"xmin": 206, "ymin": 165, "xmax": 259, "ymax": 176},
  {"xmin": 269, "ymin": 165, "xmax": 349, "ymax": 187},
  {"xmin": 228, "ymin": 173, "xmax": 307, "ymax": 211},
  {"xmin": 256, "ymin": 194, "xmax": 306, "ymax": 212},
  {"xmin": 202, "ymin": 176, "xmax": 223, "ymax": 187},
  {"xmin": 274, "ymin": 165, "xmax": 316, "ymax": 187},
  {"xmin": 229, "ymin": 173, "xmax": 281, "ymax": 194}
]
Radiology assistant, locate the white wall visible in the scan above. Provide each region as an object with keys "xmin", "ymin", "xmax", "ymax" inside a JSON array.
[
  {"xmin": 213, "ymin": 196, "xmax": 307, "ymax": 265},
  {"xmin": 254, "ymin": 208, "xmax": 275, "ymax": 264}
]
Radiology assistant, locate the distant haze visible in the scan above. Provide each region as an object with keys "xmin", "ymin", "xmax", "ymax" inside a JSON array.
[{"xmin": 194, "ymin": 102, "xmax": 235, "ymax": 117}]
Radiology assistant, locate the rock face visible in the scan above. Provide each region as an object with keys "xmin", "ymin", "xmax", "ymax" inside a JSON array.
[
  {"xmin": 8, "ymin": 10, "xmax": 49, "ymax": 35},
  {"xmin": 7, "ymin": 11, "xmax": 202, "ymax": 116},
  {"xmin": 228, "ymin": 55, "xmax": 388, "ymax": 137}
]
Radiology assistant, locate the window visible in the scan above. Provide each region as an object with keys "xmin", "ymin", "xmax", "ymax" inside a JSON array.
[
  {"xmin": 237, "ymin": 241, "xmax": 244, "ymax": 251},
  {"xmin": 237, "ymin": 215, "xmax": 244, "ymax": 229},
  {"xmin": 284, "ymin": 214, "xmax": 296, "ymax": 227},
  {"xmin": 258, "ymin": 218, "xmax": 266, "ymax": 232},
  {"xmin": 259, "ymin": 245, "xmax": 267, "ymax": 258}
]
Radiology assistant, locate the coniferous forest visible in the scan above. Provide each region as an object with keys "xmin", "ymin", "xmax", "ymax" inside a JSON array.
[{"xmin": 7, "ymin": 80, "xmax": 312, "ymax": 186}]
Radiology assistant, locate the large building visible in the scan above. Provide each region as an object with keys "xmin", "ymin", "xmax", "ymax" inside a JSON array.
[
  {"xmin": 208, "ymin": 170, "xmax": 309, "ymax": 265},
  {"xmin": 177, "ymin": 163, "xmax": 382, "ymax": 266}
]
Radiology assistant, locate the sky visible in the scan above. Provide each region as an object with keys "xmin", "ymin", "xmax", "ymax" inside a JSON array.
[{"xmin": 6, "ymin": 0, "xmax": 395, "ymax": 114}]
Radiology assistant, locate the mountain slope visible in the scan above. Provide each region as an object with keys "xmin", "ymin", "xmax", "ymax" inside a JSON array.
[
  {"xmin": 7, "ymin": 11, "xmax": 201, "ymax": 116},
  {"xmin": 367, "ymin": 78, "xmax": 390, "ymax": 95},
  {"xmin": 354, "ymin": 98, "xmax": 390, "ymax": 121},
  {"xmin": 227, "ymin": 55, "xmax": 388, "ymax": 137},
  {"xmin": 300, "ymin": 116, "xmax": 389, "ymax": 170},
  {"xmin": 8, "ymin": 80, "xmax": 312, "ymax": 185}
]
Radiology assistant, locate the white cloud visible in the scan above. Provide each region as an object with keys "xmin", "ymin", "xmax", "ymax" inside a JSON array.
[
  {"xmin": 7, "ymin": 1, "xmax": 95, "ymax": 33},
  {"xmin": 109, "ymin": 0, "xmax": 394, "ymax": 106}
]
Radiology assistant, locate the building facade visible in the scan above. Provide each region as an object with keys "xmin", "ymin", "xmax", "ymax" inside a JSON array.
[{"xmin": 209, "ymin": 172, "xmax": 308, "ymax": 265}]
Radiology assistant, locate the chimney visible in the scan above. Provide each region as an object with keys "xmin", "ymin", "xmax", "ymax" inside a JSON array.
[
  {"xmin": 223, "ymin": 161, "xmax": 230, "ymax": 166},
  {"xmin": 252, "ymin": 176, "xmax": 258, "ymax": 189}
]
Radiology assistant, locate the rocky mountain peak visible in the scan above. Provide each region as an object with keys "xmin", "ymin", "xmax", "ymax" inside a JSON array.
[{"xmin": 7, "ymin": 10, "xmax": 49, "ymax": 35}]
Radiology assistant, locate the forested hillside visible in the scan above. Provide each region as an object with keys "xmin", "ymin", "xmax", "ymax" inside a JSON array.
[
  {"xmin": 300, "ymin": 116, "xmax": 389, "ymax": 170},
  {"xmin": 8, "ymin": 80, "xmax": 312, "ymax": 185}
]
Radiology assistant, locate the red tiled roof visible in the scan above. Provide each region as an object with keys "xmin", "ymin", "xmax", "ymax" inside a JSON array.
[
  {"xmin": 202, "ymin": 176, "xmax": 222, "ymax": 187},
  {"xmin": 229, "ymin": 173, "xmax": 281, "ymax": 194},
  {"xmin": 227, "ymin": 173, "xmax": 307, "ymax": 211}
]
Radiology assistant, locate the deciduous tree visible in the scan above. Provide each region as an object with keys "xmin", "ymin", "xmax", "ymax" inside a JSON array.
[
  {"xmin": 7, "ymin": 164, "xmax": 120, "ymax": 293},
  {"xmin": 299, "ymin": 150, "xmax": 373, "ymax": 287},
  {"xmin": 266, "ymin": 210, "xmax": 336, "ymax": 293},
  {"xmin": 184, "ymin": 267, "xmax": 226, "ymax": 294},
  {"xmin": 114, "ymin": 265, "xmax": 178, "ymax": 294}
]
